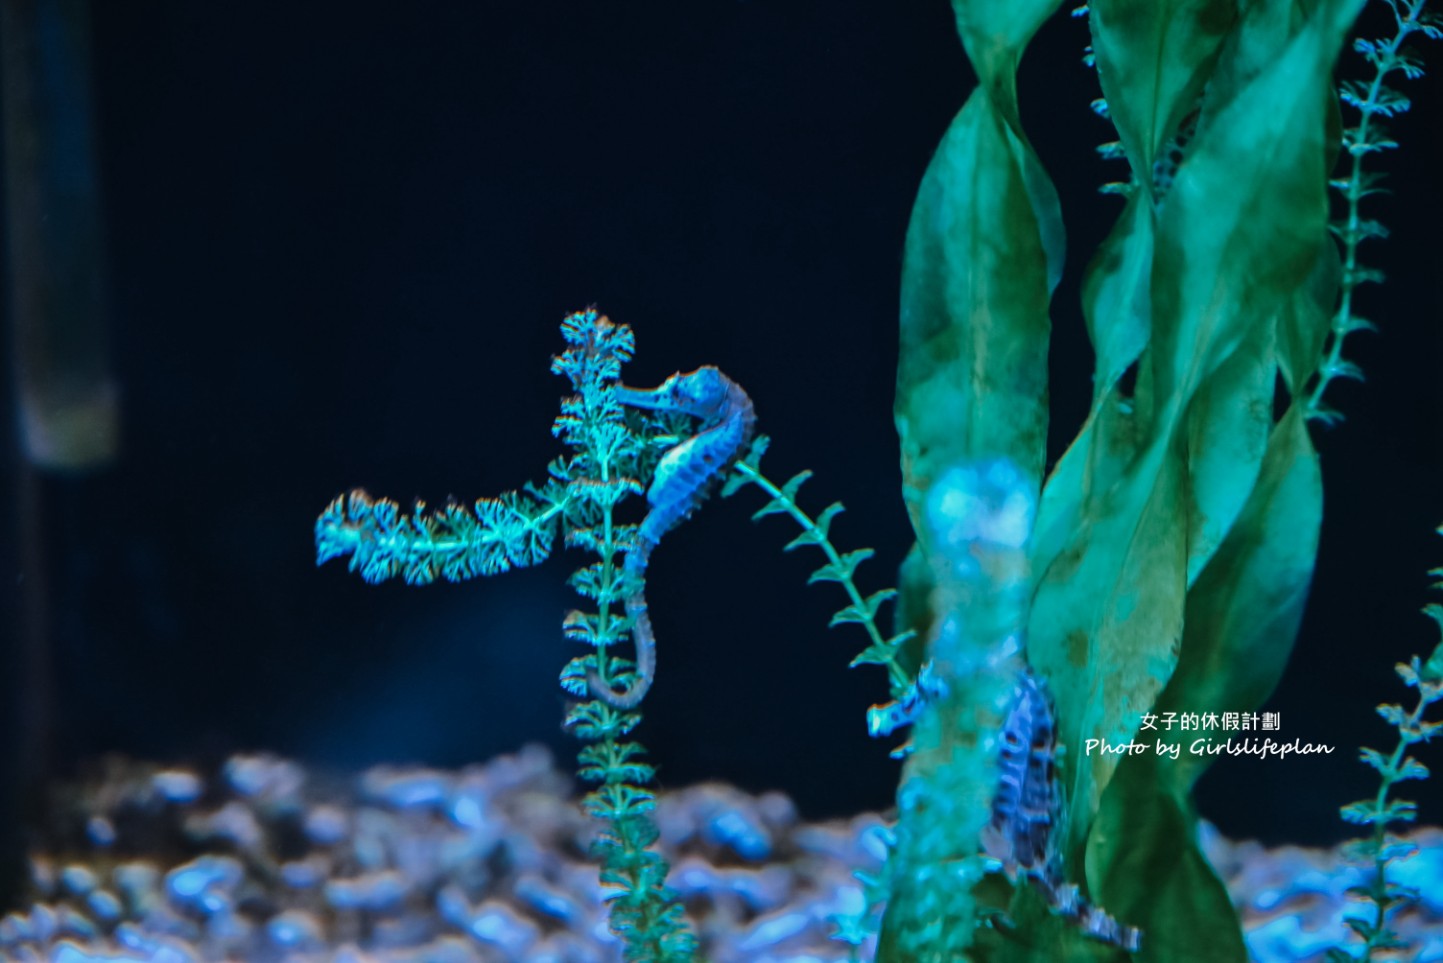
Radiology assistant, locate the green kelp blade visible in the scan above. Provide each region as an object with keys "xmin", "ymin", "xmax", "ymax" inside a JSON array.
[
  {"xmin": 1180, "ymin": 316, "xmax": 1275, "ymax": 587},
  {"xmin": 1087, "ymin": 405, "xmax": 1321, "ymax": 963},
  {"xmin": 948, "ymin": 0, "xmax": 1067, "ymax": 295},
  {"xmin": 1086, "ymin": 753, "xmax": 1247, "ymax": 963},
  {"xmin": 1276, "ymin": 237, "xmax": 1342, "ymax": 400},
  {"xmin": 970, "ymin": 880, "xmax": 1132, "ymax": 963},
  {"xmin": 1141, "ymin": 0, "xmax": 1359, "ymax": 727},
  {"xmin": 1146, "ymin": 0, "xmax": 1362, "ymax": 423},
  {"xmin": 1031, "ymin": 159, "xmax": 1157, "ymax": 592},
  {"xmin": 951, "ymin": 0, "xmax": 1066, "ymax": 110},
  {"xmin": 1027, "ymin": 190, "xmax": 1156, "ymax": 615},
  {"xmin": 1087, "ymin": 0, "xmax": 1237, "ymax": 179},
  {"xmin": 1029, "ymin": 0, "xmax": 1361, "ymax": 865},
  {"xmin": 1081, "ymin": 192, "xmax": 1155, "ymax": 407},
  {"xmin": 1159, "ymin": 405, "xmax": 1321, "ymax": 795},
  {"xmin": 895, "ymin": 0, "xmax": 1065, "ymax": 551},
  {"xmin": 1029, "ymin": 427, "xmax": 1188, "ymax": 859},
  {"xmin": 887, "ymin": 3, "xmax": 1064, "ymax": 953},
  {"xmin": 895, "ymin": 89, "xmax": 1060, "ymax": 554}
]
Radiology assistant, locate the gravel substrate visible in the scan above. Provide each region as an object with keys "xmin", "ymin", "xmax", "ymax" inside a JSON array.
[{"xmin": 3, "ymin": 746, "xmax": 1439, "ymax": 962}]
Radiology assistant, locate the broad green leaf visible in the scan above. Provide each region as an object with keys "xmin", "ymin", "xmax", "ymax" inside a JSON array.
[
  {"xmin": 896, "ymin": 90, "xmax": 1057, "ymax": 551},
  {"xmin": 1030, "ymin": 379, "xmax": 1148, "ymax": 601},
  {"xmin": 969, "ymin": 881, "xmax": 1131, "ymax": 963},
  {"xmin": 952, "ymin": 0, "xmax": 1066, "ymax": 122},
  {"xmin": 1162, "ymin": 403, "xmax": 1322, "ymax": 793},
  {"xmin": 1081, "ymin": 191, "xmax": 1155, "ymax": 404},
  {"xmin": 1148, "ymin": 0, "xmax": 1362, "ymax": 419},
  {"xmin": 1030, "ymin": 378, "xmax": 1168, "ymax": 858},
  {"xmin": 1088, "ymin": 0, "xmax": 1236, "ymax": 176},
  {"xmin": 891, "ymin": 95, "xmax": 1059, "ymax": 940},
  {"xmin": 950, "ymin": 0, "xmax": 1068, "ymax": 292},
  {"xmin": 1084, "ymin": 406, "xmax": 1320, "ymax": 962},
  {"xmin": 1032, "ymin": 14, "xmax": 1359, "ymax": 841},
  {"xmin": 1030, "ymin": 432, "xmax": 1189, "ymax": 856},
  {"xmin": 1181, "ymin": 315, "xmax": 1275, "ymax": 585},
  {"xmin": 895, "ymin": 0, "xmax": 1067, "ymax": 563},
  {"xmin": 1088, "ymin": 753, "xmax": 1248, "ymax": 963},
  {"xmin": 1276, "ymin": 237, "xmax": 1342, "ymax": 395},
  {"xmin": 1204, "ymin": 0, "xmax": 1347, "ymax": 113}
]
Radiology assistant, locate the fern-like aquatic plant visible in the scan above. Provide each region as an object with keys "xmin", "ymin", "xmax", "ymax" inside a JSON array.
[
  {"xmin": 548, "ymin": 315, "xmax": 696, "ymax": 963},
  {"xmin": 317, "ymin": 310, "xmax": 694, "ymax": 961},
  {"xmin": 726, "ymin": 439, "xmax": 917, "ymax": 706},
  {"xmin": 1328, "ymin": 544, "xmax": 1443, "ymax": 962},
  {"xmin": 722, "ymin": 439, "xmax": 917, "ymax": 953},
  {"xmin": 317, "ymin": 310, "xmax": 909, "ymax": 961},
  {"xmin": 1310, "ymin": 0, "xmax": 1443, "ymax": 423}
]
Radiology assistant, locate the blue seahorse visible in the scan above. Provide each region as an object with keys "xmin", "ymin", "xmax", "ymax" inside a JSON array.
[
  {"xmin": 587, "ymin": 366, "xmax": 757, "ymax": 708},
  {"xmin": 984, "ymin": 670, "xmax": 1142, "ymax": 953}
]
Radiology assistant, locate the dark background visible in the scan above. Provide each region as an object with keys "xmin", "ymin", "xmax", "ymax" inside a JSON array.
[{"xmin": 4, "ymin": 0, "xmax": 1442, "ymax": 859}]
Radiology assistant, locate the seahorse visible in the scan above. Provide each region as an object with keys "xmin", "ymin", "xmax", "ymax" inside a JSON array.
[
  {"xmin": 586, "ymin": 365, "xmax": 756, "ymax": 708},
  {"xmin": 983, "ymin": 670, "xmax": 1142, "ymax": 953},
  {"xmin": 866, "ymin": 659, "xmax": 948, "ymax": 758}
]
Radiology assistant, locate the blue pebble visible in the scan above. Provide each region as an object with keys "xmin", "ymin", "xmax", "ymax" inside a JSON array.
[
  {"xmin": 705, "ymin": 809, "xmax": 771, "ymax": 861},
  {"xmin": 267, "ymin": 910, "xmax": 322, "ymax": 949}
]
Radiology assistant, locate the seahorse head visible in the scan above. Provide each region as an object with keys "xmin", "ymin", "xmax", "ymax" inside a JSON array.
[{"xmin": 653, "ymin": 366, "xmax": 732, "ymax": 420}]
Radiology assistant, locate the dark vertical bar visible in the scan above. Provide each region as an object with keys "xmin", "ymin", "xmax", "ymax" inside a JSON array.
[
  {"xmin": 2, "ymin": 0, "xmax": 118, "ymax": 470},
  {"xmin": 1, "ymin": 0, "xmax": 118, "ymax": 904}
]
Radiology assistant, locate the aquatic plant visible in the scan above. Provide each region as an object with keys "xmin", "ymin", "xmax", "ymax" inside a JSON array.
[
  {"xmin": 1328, "ymin": 550, "xmax": 1443, "ymax": 962},
  {"xmin": 1312, "ymin": 0, "xmax": 1442, "ymax": 424},
  {"xmin": 313, "ymin": 0, "xmax": 1441, "ymax": 959},
  {"xmin": 318, "ymin": 310, "xmax": 698, "ymax": 960},
  {"xmin": 1325, "ymin": 6, "xmax": 1443, "ymax": 954},
  {"xmin": 876, "ymin": 0, "xmax": 1438, "ymax": 961},
  {"xmin": 316, "ymin": 309, "xmax": 907, "ymax": 961},
  {"xmin": 726, "ymin": 441, "xmax": 917, "ymax": 717}
]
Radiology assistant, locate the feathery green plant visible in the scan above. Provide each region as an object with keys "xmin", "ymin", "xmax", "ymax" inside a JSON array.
[
  {"xmin": 1328, "ymin": 545, "xmax": 1443, "ymax": 962},
  {"xmin": 318, "ymin": 309, "xmax": 911, "ymax": 961},
  {"xmin": 726, "ymin": 440, "xmax": 916, "ymax": 700},
  {"xmin": 547, "ymin": 316, "xmax": 695, "ymax": 963},
  {"xmin": 723, "ymin": 439, "xmax": 918, "ymax": 953},
  {"xmin": 1310, "ymin": 0, "xmax": 1442, "ymax": 423},
  {"xmin": 318, "ymin": 310, "xmax": 695, "ymax": 961}
]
